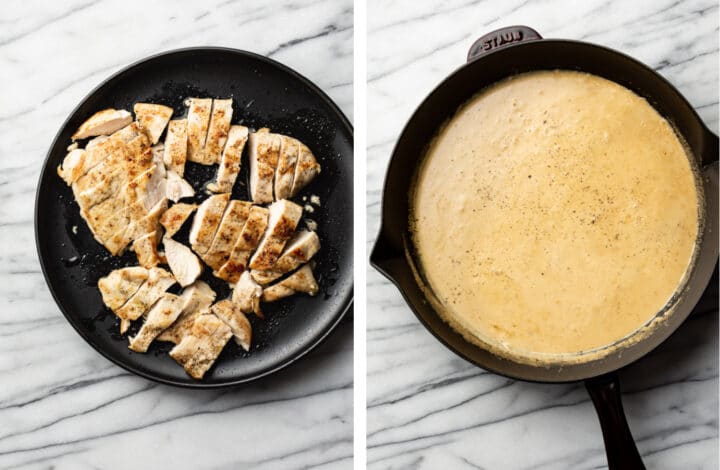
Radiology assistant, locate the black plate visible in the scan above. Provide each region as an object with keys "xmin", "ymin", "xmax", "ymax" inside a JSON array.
[{"xmin": 35, "ymin": 47, "xmax": 353, "ymax": 388}]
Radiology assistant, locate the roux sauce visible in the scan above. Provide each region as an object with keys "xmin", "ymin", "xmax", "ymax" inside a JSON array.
[{"xmin": 410, "ymin": 70, "xmax": 699, "ymax": 363}]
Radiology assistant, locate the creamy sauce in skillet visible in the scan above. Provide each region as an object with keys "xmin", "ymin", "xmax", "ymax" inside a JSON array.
[{"xmin": 410, "ymin": 70, "xmax": 699, "ymax": 363}]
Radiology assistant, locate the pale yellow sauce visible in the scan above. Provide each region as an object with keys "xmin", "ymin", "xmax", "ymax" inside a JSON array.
[{"xmin": 411, "ymin": 70, "xmax": 699, "ymax": 364}]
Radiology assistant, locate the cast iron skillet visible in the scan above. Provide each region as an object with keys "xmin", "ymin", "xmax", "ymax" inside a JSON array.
[
  {"xmin": 36, "ymin": 47, "xmax": 353, "ymax": 388},
  {"xmin": 370, "ymin": 26, "xmax": 718, "ymax": 469}
]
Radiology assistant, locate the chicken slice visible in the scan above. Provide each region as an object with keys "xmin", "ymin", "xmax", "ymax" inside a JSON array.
[
  {"xmin": 72, "ymin": 108, "xmax": 133, "ymax": 140},
  {"xmin": 157, "ymin": 281, "xmax": 216, "ymax": 344},
  {"xmin": 134, "ymin": 103, "xmax": 173, "ymax": 144},
  {"xmin": 57, "ymin": 149, "xmax": 87, "ymax": 185},
  {"xmin": 274, "ymin": 135, "xmax": 299, "ymax": 200},
  {"xmin": 164, "ymin": 237, "xmax": 203, "ymax": 287},
  {"xmin": 204, "ymin": 98, "xmax": 233, "ymax": 164},
  {"xmin": 232, "ymin": 271, "xmax": 263, "ymax": 318},
  {"xmin": 262, "ymin": 264, "xmax": 319, "ymax": 302},
  {"xmin": 186, "ymin": 98, "xmax": 213, "ymax": 164},
  {"xmin": 248, "ymin": 129, "xmax": 281, "ymax": 203},
  {"xmin": 248, "ymin": 199, "xmax": 303, "ymax": 270},
  {"xmin": 169, "ymin": 313, "xmax": 232, "ymax": 380},
  {"xmin": 189, "ymin": 193, "xmax": 230, "ymax": 255},
  {"xmin": 116, "ymin": 267, "xmax": 176, "ymax": 333},
  {"xmin": 252, "ymin": 230, "xmax": 320, "ymax": 284},
  {"xmin": 98, "ymin": 267, "xmax": 149, "ymax": 311},
  {"xmin": 211, "ymin": 299, "xmax": 251, "ymax": 351},
  {"xmin": 207, "ymin": 125, "xmax": 248, "ymax": 193},
  {"xmin": 151, "ymin": 143, "xmax": 167, "ymax": 178},
  {"xmin": 160, "ymin": 202, "xmax": 197, "ymax": 238},
  {"xmin": 202, "ymin": 200, "xmax": 252, "ymax": 270},
  {"xmin": 165, "ymin": 170, "xmax": 195, "ymax": 202},
  {"xmin": 104, "ymin": 198, "xmax": 167, "ymax": 257},
  {"xmin": 214, "ymin": 206, "xmax": 269, "ymax": 282},
  {"xmin": 290, "ymin": 141, "xmax": 321, "ymax": 196},
  {"xmin": 133, "ymin": 231, "xmax": 161, "ymax": 268},
  {"xmin": 128, "ymin": 293, "xmax": 183, "ymax": 353},
  {"xmin": 163, "ymin": 119, "xmax": 188, "ymax": 176}
]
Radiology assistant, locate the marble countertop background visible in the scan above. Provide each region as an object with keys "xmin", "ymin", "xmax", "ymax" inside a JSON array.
[
  {"xmin": 0, "ymin": 1, "xmax": 352, "ymax": 469},
  {"xmin": 367, "ymin": 0, "xmax": 718, "ymax": 469}
]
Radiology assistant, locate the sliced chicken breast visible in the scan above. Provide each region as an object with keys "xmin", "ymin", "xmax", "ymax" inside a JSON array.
[
  {"xmin": 115, "ymin": 267, "xmax": 176, "ymax": 333},
  {"xmin": 71, "ymin": 124, "xmax": 140, "ymax": 181},
  {"xmin": 165, "ymin": 170, "xmax": 195, "ymax": 202},
  {"xmin": 252, "ymin": 230, "xmax": 320, "ymax": 284},
  {"xmin": 57, "ymin": 148, "xmax": 87, "ymax": 185},
  {"xmin": 202, "ymin": 200, "xmax": 252, "ymax": 271},
  {"xmin": 262, "ymin": 264, "xmax": 319, "ymax": 302},
  {"xmin": 132, "ymin": 231, "xmax": 161, "ymax": 268},
  {"xmin": 290, "ymin": 141, "xmax": 321, "ymax": 197},
  {"xmin": 104, "ymin": 198, "xmax": 167, "ymax": 257},
  {"xmin": 72, "ymin": 108, "xmax": 133, "ymax": 140},
  {"xmin": 204, "ymin": 99, "xmax": 233, "ymax": 164},
  {"xmin": 160, "ymin": 202, "xmax": 198, "ymax": 238},
  {"xmin": 134, "ymin": 103, "xmax": 173, "ymax": 144},
  {"xmin": 232, "ymin": 271, "xmax": 263, "ymax": 318},
  {"xmin": 163, "ymin": 119, "xmax": 188, "ymax": 176},
  {"xmin": 98, "ymin": 267, "xmax": 149, "ymax": 311},
  {"xmin": 169, "ymin": 313, "xmax": 232, "ymax": 379},
  {"xmin": 157, "ymin": 281, "xmax": 216, "ymax": 344},
  {"xmin": 186, "ymin": 98, "xmax": 213, "ymax": 164},
  {"xmin": 214, "ymin": 206, "xmax": 269, "ymax": 282},
  {"xmin": 248, "ymin": 199, "xmax": 303, "ymax": 270},
  {"xmin": 189, "ymin": 193, "xmax": 230, "ymax": 255},
  {"xmin": 207, "ymin": 125, "xmax": 248, "ymax": 193},
  {"xmin": 274, "ymin": 135, "xmax": 299, "ymax": 200},
  {"xmin": 248, "ymin": 129, "xmax": 281, "ymax": 203},
  {"xmin": 164, "ymin": 237, "xmax": 203, "ymax": 287},
  {"xmin": 128, "ymin": 293, "xmax": 183, "ymax": 353},
  {"xmin": 211, "ymin": 299, "xmax": 251, "ymax": 351}
]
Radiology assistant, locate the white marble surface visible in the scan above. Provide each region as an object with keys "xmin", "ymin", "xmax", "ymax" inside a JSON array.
[
  {"xmin": 367, "ymin": 1, "xmax": 718, "ymax": 468},
  {"xmin": 0, "ymin": 1, "xmax": 352, "ymax": 469}
]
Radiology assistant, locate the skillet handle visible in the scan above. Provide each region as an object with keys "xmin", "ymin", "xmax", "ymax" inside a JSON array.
[
  {"xmin": 585, "ymin": 373, "xmax": 646, "ymax": 470},
  {"xmin": 467, "ymin": 26, "xmax": 542, "ymax": 62}
]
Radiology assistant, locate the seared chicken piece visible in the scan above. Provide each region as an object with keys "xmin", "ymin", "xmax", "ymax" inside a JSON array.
[
  {"xmin": 186, "ymin": 98, "xmax": 213, "ymax": 164},
  {"xmin": 290, "ymin": 142, "xmax": 321, "ymax": 196},
  {"xmin": 249, "ymin": 199, "xmax": 303, "ymax": 270},
  {"xmin": 164, "ymin": 237, "xmax": 203, "ymax": 287},
  {"xmin": 189, "ymin": 193, "xmax": 230, "ymax": 255},
  {"xmin": 211, "ymin": 299, "xmax": 251, "ymax": 351},
  {"xmin": 214, "ymin": 206, "xmax": 269, "ymax": 282},
  {"xmin": 104, "ymin": 198, "xmax": 167, "ymax": 257},
  {"xmin": 248, "ymin": 129, "xmax": 281, "ymax": 203},
  {"xmin": 274, "ymin": 135, "xmax": 299, "ymax": 200},
  {"xmin": 72, "ymin": 108, "xmax": 133, "ymax": 140},
  {"xmin": 207, "ymin": 125, "xmax": 248, "ymax": 193},
  {"xmin": 232, "ymin": 271, "xmax": 263, "ymax": 318},
  {"xmin": 157, "ymin": 281, "xmax": 216, "ymax": 344},
  {"xmin": 132, "ymin": 231, "xmax": 161, "ymax": 268},
  {"xmin": 163, "ymin": 119, "xmax": 188, "ymax": 176},
  {"xmin": 252, "ymin": 230, "xmax": 320, "ymax": 284},
  {"xmin": 116, "ymin": 267, "xmax": 176, "ymax": 333},
  {"xmin": 98, "ymin": 267, "xmax": 149, "ymax": 311},
  {"xmin": 169, "ymin": 313, "xmax": 232, "ymax": 379},
  {"xmin": 165, "ymin": 170, "xmax": 195, "ymax": 202},
  {"xmin": 204, "ymin": 99, "xmax": 233, "ymax": 164},
  {"xmin": 128, "ymin": 293, "xmax": 183, "ymax": 353},
  {"xmin": 262, "ymin": 264, "xmax": 319, "ymax": 302},
  {"xmin": 202, "ymin": 200, "xmax": 252, "ymax": 270},
  {"xmin": 57, "ymin": 149, "xmax": 87, "ymax": 185},
  {"xmin": 134, "ymin": 103, "xmax": 173, "ymax": 144},
  {"xmin": 70, "ymin": 124, "xmax": 140, "ymax": 182},
  {"xmin": 160, "ymin": 202, "xmax": 197, "ymax": 238}
]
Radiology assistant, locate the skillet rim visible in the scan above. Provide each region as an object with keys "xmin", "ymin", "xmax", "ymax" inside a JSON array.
[{"xmin": 35, "ymin": 46, "xmax": 354, "ymax": 389}]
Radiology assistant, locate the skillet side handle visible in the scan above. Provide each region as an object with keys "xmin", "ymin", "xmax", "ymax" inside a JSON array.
[
  {"xmin": 467, "ymin": 26, "xmax": 542, "ymax": 62},
  {"xmin": 701, "ymin": 130, "xmax": 718, "ymax": 167},
  {"xmin": 585, "ymin": 373, "xmax": 646, "ymax": 470}
]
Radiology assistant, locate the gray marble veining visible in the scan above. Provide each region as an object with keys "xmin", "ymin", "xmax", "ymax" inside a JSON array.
[
  {"xmin": 367, "ymin": 0, "xmax": 718, "ymax": 468},
  {"xmin": 0, "ymin": 1, "xmax": 352, "ymax": 469}
]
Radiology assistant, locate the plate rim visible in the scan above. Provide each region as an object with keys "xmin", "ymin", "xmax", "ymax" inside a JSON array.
[{"xmin": 34, "ymin": 46, "xmax": 354, "ymax": 389}]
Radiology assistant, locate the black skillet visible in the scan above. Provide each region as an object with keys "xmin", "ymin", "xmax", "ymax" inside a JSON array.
[
  {"xmin": 370, "ymin": 26, "xmax": 718, "ymax": 469},
  {"xmin": 35, "ymin": 47, "xmax": 353, "ymax": 388}
]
